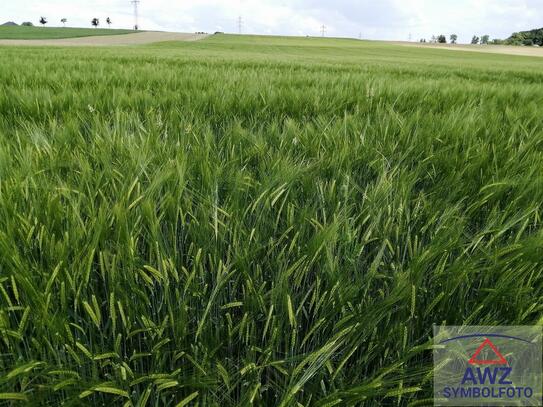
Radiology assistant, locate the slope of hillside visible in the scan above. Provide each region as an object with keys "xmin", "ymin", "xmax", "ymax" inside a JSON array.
[
  {"xmin": 0, "ymin": 25, "xmax": 135, "ymax": 39},
  {"xmin": 0, "ymin": 31, "xmax": 209, "ymax": 46}
]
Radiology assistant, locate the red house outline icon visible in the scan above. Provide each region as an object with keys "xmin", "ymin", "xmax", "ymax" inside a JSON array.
[{"xmin": 468, "ymin": 338, "xmax": 507, "ymax": 365}]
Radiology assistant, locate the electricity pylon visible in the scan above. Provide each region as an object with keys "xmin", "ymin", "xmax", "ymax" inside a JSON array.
[{"xmin": 131, "ymin": 0, "xmax": 140, "ymax": 30}]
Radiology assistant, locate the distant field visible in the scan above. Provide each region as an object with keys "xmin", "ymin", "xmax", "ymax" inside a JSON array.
[
  {"xmin": 0, "ymin": 35, "xmax": 542, "ymax": 405},
  {"xmin": 393, "ymin": 40, "xmax": 543, "ymax": 57},
  {"xmin": 0, "ymin": 31, "xmax": 208, "ymax": 46},
  {"xmin": 0, "ymin": 25, "xmax": 136, "ymax": 39}
]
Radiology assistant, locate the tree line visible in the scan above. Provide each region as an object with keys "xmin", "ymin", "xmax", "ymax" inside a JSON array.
[
  {"xmin": 419, "ymin": 34, "xmax": 491, "ymax": 44},
  {"xmin": 503, "ymin": 28, "xmax": 543, "ymax": 46},
  {"xmin": 419, "ymin": 29, "xmax": 543, "ymax": 46},
  {"xmin": 35, "ymin": 17, "xmax": 113, "ymax": 29}
]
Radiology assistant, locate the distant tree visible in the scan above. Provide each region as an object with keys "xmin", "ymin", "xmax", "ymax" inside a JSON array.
[
  {"xmin": 437, "ymin": 34, "xmax": 447, "ymax": 43},
  {"xmin": 61, "ymin": 18, "xmax": 67, "ymax": 27},
  {"xmin": 21, "ymin": 21, "xmax": 33, "ymax": 26},
  {"xmin": 91, "ymin": 18, "xmax": 99, "ymax": 28},
  {"xmin": 480, "ymin": 35, "xmax": 490, "ymax": 44},
  {"xmin": 419, "ymin": 38, "xmax": 427, "ymax": 43},
  {"xmin": 506, "ymin": 32, "xmax": 525, "ymax": 45},
  {"xmin": 450, "ymin": 34, "xmax": 458, "ymax": 44},
  {"xmin": 524, "ymin": 38, "xmax": 534, "ymax": 46},
  {"xmin": 106, "ymin": 17, "xmax": 112, "ymax": 28},
  {"xmin": 505, "ymin": 29, "xmax": 543, "ymax": 46},
  {"xmin": 39, "ymin": 16, "xmax": 47, "ymax": 27},
  {"xmin": 471, "ymin": 35, "xmax": 480, "ymax": 44}
]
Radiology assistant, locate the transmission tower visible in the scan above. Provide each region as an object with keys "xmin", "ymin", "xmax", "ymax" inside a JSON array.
[
  {"xmin": 238, "ymin": 16, "xmax": 243, "ymax": 34},
  {"xmin": 131, "ymin": 0, "xmax": 140, "ymax": 30},
  {"xmin": 321, "ymin": 24, "xmax": 326, "ymax": 37}
]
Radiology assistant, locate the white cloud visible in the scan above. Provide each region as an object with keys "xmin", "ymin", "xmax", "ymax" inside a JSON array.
[{"xmin": 2, "ymin": 0, "xmax": 542, "ymax": 43}]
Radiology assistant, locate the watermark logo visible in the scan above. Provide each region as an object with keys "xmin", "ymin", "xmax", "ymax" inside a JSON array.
[
  {"xmin": 467, "ymin": 338, "xmax": 507, "ymax": 365},
  {"xmin": 433, "ymin": 326, "xmax": 542, "ymax": 406}
]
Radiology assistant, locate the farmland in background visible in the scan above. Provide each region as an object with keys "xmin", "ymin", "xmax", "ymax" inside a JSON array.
[
  {"xmin": 0, "ymin": 34, "xmax": 542, "ymax": 405},
  {"xmin": 0, "ymin": 25, "xmax": 136, "ymax": 39}
]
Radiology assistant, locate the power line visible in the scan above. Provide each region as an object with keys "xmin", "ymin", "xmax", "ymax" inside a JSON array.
[
  {"xmin": 131, "ymin": 0, "xmax": 140, "ymax": 30},
  {"xmin": 321, "ymin": 24, "xmax": 326, "ymax": 37}
]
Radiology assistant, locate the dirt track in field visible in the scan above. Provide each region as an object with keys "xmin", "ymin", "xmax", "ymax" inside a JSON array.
[
  {"xmin": 392, "ymin": 41, "xmax": 543, "ymax": 58},
  {"xmin": 0, "ymin": 31, "xmax": 209, "ymax": 46}
]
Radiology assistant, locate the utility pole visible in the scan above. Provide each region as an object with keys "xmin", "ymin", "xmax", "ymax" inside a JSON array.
[
  {"xmin": 320, "ymin": 24, "xmax": 326, "ymax": 37},
  {"xmin": 238, "ymin": 16, "xmax": 243, "ymax": 34},
  {"xmin": 131, "ymin": 0, "xmax": 140, "ymax": 30}
]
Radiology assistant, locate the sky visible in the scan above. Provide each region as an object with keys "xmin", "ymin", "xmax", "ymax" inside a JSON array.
[{"xmin": 2, "ymin": 0, "xmax": 542, "ymax": 43}]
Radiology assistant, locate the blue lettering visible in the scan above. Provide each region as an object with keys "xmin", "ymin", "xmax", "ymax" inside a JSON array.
[
  {"xmin": 498, "ymin": 367, "xmax": 513, "ymax": 385},
  {"xmin": 461, "ymin": 367, "xmax": 477, "ymax": 384},
  {"xmin": 460, "ymin": 388, "xmax": 472, "ymax": 397},
  {"xmin": 442, "ymin": 386, "xmax": 534, "ymax": 400},
  {"xmin": 476, "ymin": 367, "xmax": 499, "ymax": 385}
]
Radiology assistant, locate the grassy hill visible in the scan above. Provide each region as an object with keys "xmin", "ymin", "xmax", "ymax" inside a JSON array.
[
  {"xmin": 0, "ymin": 34, "xmax": 542, "ymax": 405},
  {"xmin": 0, "ymin": 25, "xmax": 136, "ymax": 39}
]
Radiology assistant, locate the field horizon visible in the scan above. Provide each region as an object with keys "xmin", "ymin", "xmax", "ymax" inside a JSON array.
[
  {"xmin": 2, "ymin": 26, "xmax": 543, "ymax": 58},
  {"xmin": 0, "ymin": 25, "xmax": 136, "ymax": 40},
  {"xmin": 0, "ymin": 34, "xmax": 542, "ymax": 405}
]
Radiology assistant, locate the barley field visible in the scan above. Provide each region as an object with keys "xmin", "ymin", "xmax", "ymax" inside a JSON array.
[{"xmin": 0, "ymin": 34, "xmax": 542, "ymax": 406}]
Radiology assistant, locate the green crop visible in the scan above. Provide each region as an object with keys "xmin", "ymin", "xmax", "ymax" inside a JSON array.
[
  {"xmin": 0, "ymin": 26, "xmax": 136, "ymax": 40},
  {"xmin": 0, "ymin": 34, "xmax": 542, "ymax": 405}
]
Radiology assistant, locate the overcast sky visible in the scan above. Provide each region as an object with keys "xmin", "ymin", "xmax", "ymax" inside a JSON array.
[{"xmin": 3, "ymin": 0, "xmax": 542, "ymax": 43}]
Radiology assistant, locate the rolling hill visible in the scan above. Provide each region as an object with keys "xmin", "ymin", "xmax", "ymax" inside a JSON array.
[{"xmin": 0, "ymin": 25, "xmax": 136, "ymax": 39}]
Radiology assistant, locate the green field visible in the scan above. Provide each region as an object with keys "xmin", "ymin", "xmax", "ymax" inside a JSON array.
[
  {"xmin": 0, "ymin": 34, "xmax": 542, "ymax": 405},
  {"xmin": 0, "ymin": 25, "xmax": 136, "ymax": 39}
]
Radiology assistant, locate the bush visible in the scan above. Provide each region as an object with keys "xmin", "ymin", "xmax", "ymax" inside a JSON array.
[{"xmin": 21, "ymin": 22, "xmax": 33, "ymax": 26}]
